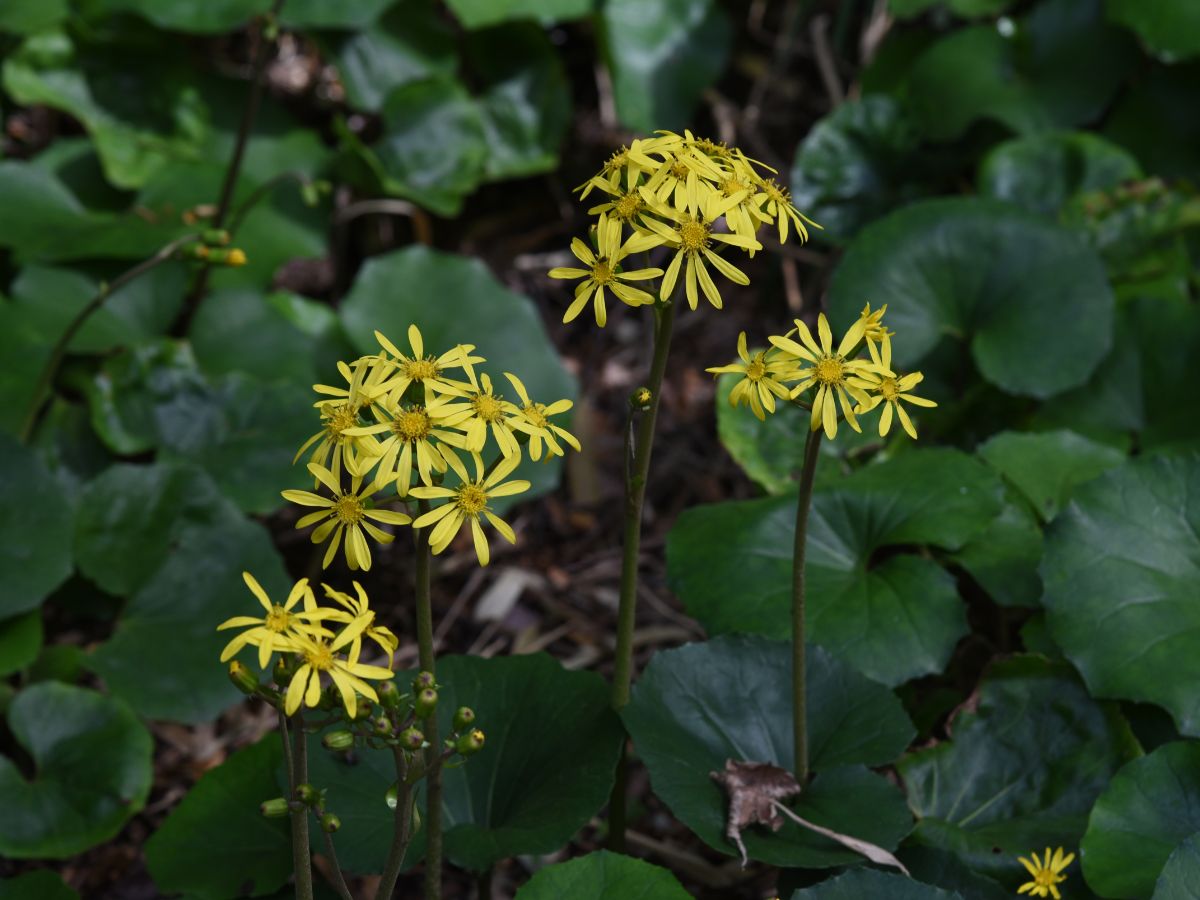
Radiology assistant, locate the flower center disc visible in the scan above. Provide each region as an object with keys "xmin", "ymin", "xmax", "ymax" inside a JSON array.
[
  {"xmin": 765, "ymin": 179, "xmax": 788, "ymax": 204},
  {"xmin": 879, "ymin": 377, "xmax": 900, "ymax": 401},
  {"xmin": 746, "ymin": 357, "xmax": 767, "ymax": 382},
  {"xmin": 815, "ymin": 356, "xmax": 845, "ymax": 386},
  {"xmin": 722, "ymin": 177, "xmax": 748, "ymax": 198},
  {"xmin": 472, "ymin": 394, "xmax": 504, "ymax": 422},
  {"xmin": 456, "ymin": 484, "xmax": 489, "ymax": 516},
  {"xmin": 326, "ymin": 404, "xmax": 359, "ymax": 438},
  {"xmin": 615, "ymin": 192, "xmax": 642, "ymax": 220},
  {"xmin": 333, "ymin": 493, "xmax": 365, "ymax": 525},
  {"xmin": 404, "ymin": 357, "xmax": 439, "ymax": 381},
  {"xmin": 306, "ymin": 643, "xmax": 334, "ymax": 671},
  {"xmin": 393, "ymin": 408, "xmax": 432, "ymax": 441},
  {"xmin": 669, "ymin": 160, "xmax": 690, "ymax": 180},
  {"xmin": 265, "ymin": 605, "xmax": 291, "ymax": 632},
  {"xmin": 591, "ymin": 259, "xmax": 615, "ymax": 285},
  {"xmin": 678, "ymin": 219, "xmax": 710, "ymax": 252},
  {"xmin": 523, "ymin": 403, "xmax": 548, "ymax": 428}
]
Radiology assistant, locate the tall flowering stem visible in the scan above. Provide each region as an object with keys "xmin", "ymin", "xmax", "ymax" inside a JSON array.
[
  {"xmin": 414, "ymin": 508, "xmax": 443, "ymax": 900},
  {"xmin": 790, "ymin": 428, "xmax": 822, "ymax": 782},
  {"xmin": 289, "ymin": 712, "xmax": 314, "ymax": 900}
]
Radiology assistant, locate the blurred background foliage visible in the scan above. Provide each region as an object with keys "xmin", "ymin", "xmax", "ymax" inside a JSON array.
[{"xmin": 1, "ymin": 0, "xmax": 1199, "ymax": 897}]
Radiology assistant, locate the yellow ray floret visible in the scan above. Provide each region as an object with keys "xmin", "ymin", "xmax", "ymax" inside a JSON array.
[
  {"xmin": 217, "ymin": 572, "xmax": 334, "ymax": 669},
  {"xmin": 284, "ymin": 632, "xmax": 394, "ymax": 718},
  {"xmin": 549, "ymin": 213, "xmax": 663, "ymax": 327},
  {"xmin": 706, "ymin": 331, "xmax": 800, "ymax": 421}
]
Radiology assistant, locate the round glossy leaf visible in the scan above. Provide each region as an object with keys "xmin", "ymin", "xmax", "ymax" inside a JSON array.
[
  {"xmin": 828, "ymin": 197, "xmax": 1114, "ymax": 399},
  {"xmin": 513, "ymin": 851, "xmax": 692, "ymax": 900},
  {"xmin": 0, "ymin": 610, "xmax": 43, "ymax": 677},
  {"xmin": 623, "ymin": 635, "xmax": 914, "ymax": 867},
  {"xmin": 445, "ymin": 0, "xmax": 590, "ymax": 28},
  {"xmin": 979, "ymin": 132, "xmax": 1142, "ymax": 217},
  {"xmin": 600, "ymin": 0, "xmax": 730, "ymax": 133},
  {"xmin": 1082, "ymin": 743, "xmax": 1200, "ymax": 899},
  {"xmin": 340, "ymin": 246, "xmax": 577, "ymax": 504},
  {"xmin": 0, "ymin": 434, "xmax": 74, "ymax": 618},
  {"xmin": 1042, "ymin": 454, "xmax": 1200, "ymax": 736},
  {"xmin": 189, "ymin": 288, "xmax": 320, "ymax": 386},
  {"xmin": 0, "ymin": 683, "xmax": 152, "ymax": 858},
  {"xmin": 899, "ymin": 846, "xmax": 1011, "ymax": 900},
  {"xmin": 790, "ymin": 96, "xmax": 928, "ymax": 243},
  {"xmin": 0, "ymin": 871, "xmax": 78, "ymax": 900},
  {"xmin": 948, "ymin": 488, "xmax": 1043, "ymax": 608},
  {"xmin": 1154, "ymin": 833, "xmax": 1200, "ymax": 900},
  {"xmin": 1108, "ymin": 0, "xmax": 1200, "ymax": 63},
  {"xmin": 668, "ymin": 449, "xmax": 1000, "ymax": 685},
  {"xmin": 898, "ymin": 656, "xmax": 1138, "ymax": 881},
  {"xmin": 791, "ymin": 869, "xmax": 962, "ymax": 899},
  {"xmin": 147, "ymin": 739, "xmax": 290, "ymax": 900},
  {"xmin": 713, "ymin": 370, "xmax": 809, "ymax": 495}
]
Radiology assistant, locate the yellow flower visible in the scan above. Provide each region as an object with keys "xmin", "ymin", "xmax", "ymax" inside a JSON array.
[
  {"xmin": 299, "ymin": 358, "xmax": 392, "ymax": 483},
  {"xmin": 373, "ymin": 325, "xmax": 482, "ymax": 401},
  {"xmin": 438, "ymin": 370, "xmax": 528, "ymax": 458},
  {"xmin": 857, "ymin": 371, "xmax": 936, "ymax": 439},
  {"xmin": 706, "ymin": 332, "xmax": 799, "ymax": 420},
  {"xmin": 575, "ymin": 140, "xmax": 657, "ymax": 199},
  {"xmin": 410, "ymin": 453, "xmax": 530, "ymax": 566},
  {"xmin": 549, "ymin": 214, "xmax": 663, "ymax": 327},
  {"xmin": 769, "ymin": 313, "xmax": 882, "ymax": 439},
  {"xmin": 858, "ymin": 302, "xmax": 894, "ymax": 370},
  {"xmin": 1017, "ymin": 847, "xmax": 1074, "ymax": 899},
  {"xmin": 753, "ymin": 176, "xmax": 820, "ymax": 244},
  {"xmin": 343, "ymin": 392, "xmax": 468, "ymax": 496},
  {"xmin": 319, "ymin": 581, "xmax": 398, "ymax": 666},
  {"xmin": 217, "ymin": 573, "xmax": 332, "ymax": 669},
  {"xmin": 504, "ymin": 373, "xmax": 579, "ymax": 461},
  {"xmin": 281, "ymin": 463, "xmax": 412, "ymax": 570},
  {"xmin": 284, "ymin": 632, "xmax": 394, "ymax": 718}
]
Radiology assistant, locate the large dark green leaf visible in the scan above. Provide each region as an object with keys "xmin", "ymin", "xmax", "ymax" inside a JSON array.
[
  {"xmin": 948, "ymin": 489, "xmax": 1043, "ymax": 608},
  {"xmin": 828, "ymin": 198, "xmax": 1114, "ymax": 399},
  {"xmin": 189, "ymin": 289, "xmax": 321, "ymax": 386},
  {"xmin": 0, "ymin": 871, "xmax": 78, "ymax": 900},
  {"xmin": 898, "ymin": 846, "xmax": 1011, "ymax": 899},
  {"xmin": 0, "ymin": 683, "xmax": 152, "ymax": 858},
  {"xmin": 623, "ymin": 635, "xmax": 914, "ymax": 867},
  {"xmin": 1042, "ymin": 453, "xmax": 1200, "ymax": 736},
  {"xmin": 0, "ymin": 611, "xmax": 43, "ymax": 678},
  {"xmin": 0, "ymin": 435, "xmax": 74, "ymax": 618},
  {"xmin": 147, "ymin": 739, "xmax": 291, "ymax": 900},
  {"xmin": 668, "ymin": 449, "xmax": 1001, "ymax": 685},
  {"xmin": 897, "ymin": 656, "xmax": 1138, "ymax": 881},
  {"xmin": 1154, "ymin": 834, "xmax": 1200, "ymax": 900},
  {"xmin": 791, "ymin": 869, "xmax": 962, "ymax": 899},
  {"xmin": 1107, "ymin": 0, "xmax": 1200, "ymax": 63},
  {"xmin": 1081, "ymin": 742, "xmax": 1200, "ymax": 899},
  {"xmin": 600, "ymin": 0, "xmax": 730, "ymax": 133},
  {"xmin": 0, "ymin": 0, "xmax": 68, "ymax": 33},
  {"xmin": 306, "ymin": 653, "xmax": 623, "ymax": 874},
  {"xmin": 340, "ymin": 246, "xmax": 577, "ymax": 504},
  {"xmin": 1104, "ymin": 63, "xmax": 1200, "ymax": 179},
  {"xmin": 87, "ymin": 0, "xmax": 269, "ymax": 32},
  {"xmin": 513, "ymin": 851, "xmax": 692, "ymax": 899},
  {"xmin": 979, "ymin": 132, "xmax": 1143, "ymax": 218},
  {"xmin": 445, "ymin": 0, "xmax": 591, "ymax": 29}
]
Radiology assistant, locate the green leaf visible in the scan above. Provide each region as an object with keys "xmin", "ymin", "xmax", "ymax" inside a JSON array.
[
  {"xmin": 1154, "ymin": 833, "xmax": 1200, "ymax": 900},
  {"xmin": 888, "ymin": 0, "xmax": 1012, "ymax": 18},
  {"xmin": 668, "ymin": 449, "xmax": 1000, "ymax": 685},
  {"xmin": 897, "ymin": 655, "xmax": 1138, "ymax": 881},
  {"xmin": 147, "ymin": 739, "xmax": 290, "ymax": 900},
  {"xmin": 0, "ymin": 871, "xmax": 79, "ymax": 900},
  {"xmin": 339, "ymin": 246, "xmax": 577, "ymax": 505},
  {"xmin": 0, "ymin": 434, "xmax": 74, "ymax": 618},
  {"xmin": 948, "ymin": 490, "xmax": 1043, "ymax": 608},
  {"xmin": 1108, "ymin": 0, "xmax": 1200, "ymax": 63},
  {"xmin": 0, "ymin": 611, "xmax": 43, "ymax": 678},
  {"xmin": 898, "ymin": 846, "xmax": 1011, "ymax": 900},
  {"xmin": 189, "ymin": 289, "xmax": 320, "ymax": 386},
  {"xmin": 444, "ymin": 0, "xmax": 591, "ymax": 29},
  {"xmin": 87, "ymin": 0, "xmax": 269, "ymax": 33},
  {"xmin": 714, "ymin": 369, "xmax": 809, "ymax": 495},
  {"xmin": 513, "ymin": 851, "xmax": 692, "ymax": 899},
  {"xmin": 0, "ymin": 0, "xmax": 68, "ymax": 34},
  {"xmin": 0, "ymin": 683, "xmax": 152, "ymax": 858},
  {"xmin": 979, "ymin": 132, "xmax": 1143, "ymax": 217},
  {"xmin": 791, "ymin": 869, "xmax": 962, "ymax": 899},
  {"xmin": 790, "ymin": 96, "xmax": 929, "ymax": 243},
  {"xmin": 1104, "ymin": 63, "xmax": 1200, "ymax": 179},
  {"xmin": 1082, "ymin": 742, "xmax": 1200, "ymax": 899},
  {"xmin": 977, "ymin": 430, "xmax": 1125, "ymax": 522},
  {"xmin": 828, "ymin": 197, "xmax": 1115, "ymax": 399},
  {"xmin": 281, "ymin": 0, "xmax": 394, "ymax": 29},
  {"xmin": 600, "ymin": 0, "xmax": 731, "ymax": 133},
  {"xmin": 1042, "ymin": 453, "xmax": 1200, "ymax": 736},
  {"xmin": 902, "ymin": 0, "xmax": 1136, "ymax": 141},
  {"xmin": 623, "ymin": 635, "xmax": 914, "ymax": 867}
]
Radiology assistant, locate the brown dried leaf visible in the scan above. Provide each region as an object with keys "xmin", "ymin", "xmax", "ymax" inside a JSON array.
[{"xmin": 709, "ymin": 759, "xmax": 802, "ymax": 866}]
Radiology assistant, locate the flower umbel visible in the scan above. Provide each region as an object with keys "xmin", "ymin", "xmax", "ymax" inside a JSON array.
[{"xmin": 1017, "ymin": 847, "xmax": 1074, "ymax": 899}]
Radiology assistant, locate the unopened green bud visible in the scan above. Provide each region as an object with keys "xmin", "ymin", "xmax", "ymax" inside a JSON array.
[
  {"xmin": 456, "ymin": 729, "xmax": 486, "ymax": 756},
  {"xmin": 373, "ymin": 716, "xmax": 392, "ymax": 736},
  {"xmin": 630, "ymin": 387, "xmax": 653, "ymax": 411},
  {"xmin": 181, "ymin": 242, "xmax": 209, "ymax": 261},
  {"xmin": 354, "ymin": 699, "xmax": 375, "ymax": 720},
  {"xmin": 320, "ymin": 813, "xmax": 341, "ymax": 833},
  {"xmin": 378, "ymin": 679, "xmax": 401, "ymax": 709},
  {"xmin": 260, "ymin": 797, "xmax": 289, "ymax": 818},
  {"xmin": 452, "ymin": 706, "xmax": 476, "ymax": 732},
  {"xmin": 295, "ymin": 783, "xmax": 319, "ymax": 806},
  {"xmin": 412, "ymin": 671, "xmax": 436, "ymax": 691},
  {"xmin": 202, "ymin": 228, "xmax": 231, "ymax": 246},
  {"xmin": 414, "ymin": 687, "xmax": 438, "ymax": 719},
  {"xmin": 228, "ymin": 660, "xmax": 258, "ymax": 695},
  {"xmin": 399, "ymin": 726, "xmax": 424, "ymax": 751},
  {"xmin": 323, "ymin": 730, "xmax": 355, "ymax": 752}
]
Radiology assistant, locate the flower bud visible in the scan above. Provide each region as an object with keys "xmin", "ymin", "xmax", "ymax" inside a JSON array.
[
  {"xmin": 630, "ymin": 387, "xmax": 653, "ymax": 411},
  {"xmin": 202, "ymin": 228, "xmax": 231, "ymax": 246},
  {"xmin": 354, "ymin": 699, "xmax": 375, "ymax": 720},
  {"xmin": 452, "ymin": 706, "xmax": 476, "ymax": 732},
  {"xmin": 228, "ymin": 660, "xmax": 259, "ymax": 695},
  {"xmin": 456, "ymin": 729, "xmax": 486, "ymax": 756},
  {"xmin": 320, "ymin": 813, "xmax": 341, "ymax": 833},
  {"xmin": 295, "ymin": 783, "xmax": 319, "ymax": 806},
  {"xmin": 412, "ymin": 671, "xmax": 436, "ymax": 691},
  {"xmin": 378, "ymin": 679, "xmax": 401, "ymax": 709},
  {"xmin": 373, "ymin": 716, "xmax": 392, "ymax": 736},
  {"xmin": 399, "ymin": 726, "xmax": 424, "ymax": 751},
  {"xmin": 414, "ymin": 687, "xmax": 437, "ymax": 719},
  {"xmin": 181, "ymin": 242, "xmax": 209, "ymax": 261},
  {"xmin": 260, "ymin": 797, "xmax": 289, "ymax": 818},
  {"xmin": 322, "ymin": 730, "xmax": 355, "ymax": 752}
]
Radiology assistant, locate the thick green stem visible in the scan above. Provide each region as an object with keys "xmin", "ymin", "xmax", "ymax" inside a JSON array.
[
  {"xmin": 791, "ymin": 428, "xmax": 823, "ymax": 782},
  {"xmin": 414, "ymin": 513, "xmax": 442, "ymax": 900},
  {"xmin": 289, "ymin": 712, "xmax": 315, "ymax": 900},
  {"xmin": 376, "ymin": 748, "xmax": 415, "ymax": 900}
]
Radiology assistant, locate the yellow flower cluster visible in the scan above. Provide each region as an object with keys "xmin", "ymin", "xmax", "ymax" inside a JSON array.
[
  {"xmin": 1017, "ymin": 846, "xmax": 1074, "ymax": 899},
  {"xmin": 551, "ymin": 130, "xmax": 820, "ymax": 326},
  {"xmin": 218, "ymin": 572, "xmax": 396, "ymax": 717},
  {"xmin": 707, "ymin": 304, "xmax": 936, "ymax": 439},
  {"xmin": 284, "ymin": 325, "xmax": 579, "ymax": 569}
]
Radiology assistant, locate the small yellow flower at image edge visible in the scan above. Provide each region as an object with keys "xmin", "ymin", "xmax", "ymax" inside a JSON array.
[{"xmin": 1017, "ymin": 847, "xmax": 1075, "ymax": 899}]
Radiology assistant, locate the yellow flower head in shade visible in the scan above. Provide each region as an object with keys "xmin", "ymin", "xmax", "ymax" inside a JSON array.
[
  {"xmin": 281, "ymin": 463, "xmax": 412, "ymax": 570},
  {"xmin": 319, "ymin": 581, "xmax": 398, "ymax": 666},
  {"xmin": 217, "ymin": 573, "xmax": 334, "ymax": 670},
  {"xmin": 410, "ymin": 452, "xmax": 531, "ymax": 566},
  {"xmin": 1017, "ymin": 847, "xmax": 1074, "ymax": 899},
  {"xmin": 503, "ymin": 373, "xmax": 579, "ymax": 462},
  {"xmin": 706, "ymin": 331, "xmax": 800, "ymax": 421},
  {"xmin": 298, "ymin": 357, "xmax": 393, "ymax": 484},
  {"xmin": 858, "ymin": 302, "xmax": 894, "ymax": 370},
  {"xmin": 342, "ymin": 392, "xmax": 468, "ymax": 497},
  {"xmin": 372, "ymin": 325, "xmax": 483, "ymax": 401},
  {"xmin": 753, "ymin": 172, "xmax": 821, "ymax": 244},
  {"xmin": 549, "ymin": 213, "xmax": 663, "ymax": 328},
  {"xmin": 283, "ymin": 632, "xmax": 394, "ymax": 719},
  {"xmin": 437, "ymin": 369, "xmax": 526, "ymax": 459},
  {"xmin": 769, "ymin": 313, "xmax": 884, "ymax": 439}
]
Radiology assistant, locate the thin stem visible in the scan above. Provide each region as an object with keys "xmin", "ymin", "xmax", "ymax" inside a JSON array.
[
  {"xmin": 290, "ymin": 712, "xmax": 315, "ymax": 900},
  {"xmin": 414, "ymin": 507, "xmax": 442, "ymax": 900},
  {"xmin": 18, "ymin": 235, "xmax": 199, "ymax": 444},
  {"xmin": 791, "ymin": 428, "xmax": 823, "ymax": 782},
  {"xmin": 321, "ymin": 830, "xmax": 355, "ymax": 900},
  {"xmin": 376, "ymin": 748, "xmax": 416, "ymax": 900}
]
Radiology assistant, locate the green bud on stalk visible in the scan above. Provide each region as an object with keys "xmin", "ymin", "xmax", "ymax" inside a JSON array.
[
  {"xmin": 228, "ymin": 661, "xmax": 259, "ymax": 695},
  {"xmin": 452, "ymin": 706, "xmax": 476, "ymax": 732},
  {"xmin": 414, "ymin": 687, "xmax": 438, "ymax": 719},
  {"xmin": 260, "ymin": 798, "xmax": 289, "ymax": 818},
  {"xmin": 322, "ymin": 730, "xmax": 355, "ymax": 752},
  {"xmin": 399, "ymin": 727, "xmax": 425, "ymax": 751},
  {"xmin": 456, "ymin": 729, "xmax": 486, "ymax": 756},
  {"xmin": 320, "ymin": 813, "xmax": 341, "ymax": 833}
]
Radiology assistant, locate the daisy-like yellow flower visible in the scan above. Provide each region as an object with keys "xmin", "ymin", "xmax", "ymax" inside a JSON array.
[
  {"xmin": 753, "ymin": 175, "xmax": 821, "ymax": 244},
  {"xmin": 410, "ymin": 452, "xmax": 530, "ymax": 566},
  {"xmin": 770, "ymin": 313, "xmax": 882, "ymax": 439},
  {"xmin": 858, "ymin": 302, "xmax": 894, "ymax": 369},
  {"xmin": 298, "ymin": 358, "xmax": 391, "ymax": 483},
  {"xmin": 343, "ymin": 392, "xmax": 468, "ymax": 496},
  {"xmin": 1017, "ymin": 847, "xmax": 1074, "ymax": 899},
  {"xmin": 549, "ymin": 214, "xmax": 663, "ymax": 327},
  {"xmin": 586, "ymin": 179, "xmax": 650, "ymax": 226},
  {"xmin": 503, "ymin": 372, "xmax": 579, "ymax": 461},
  {"xmin": 715, "ymin": 157, "xmax": 773, "ymax": 243},
  {"xmin": 217, "ymin": 573, "xmax": 332, "ymax": 669},
  {"xmin": 284, "ymin": 632, "xmax": 394, "ymax": 718},
  {"xmin": 281, "ymin": 463, "xmax": 412, "ymax": 570},
  {"xmin": 638, "ymin": 136, "xmax": 728, "ymax": 213},
  {"xmin": 320, "ymin": 581, "xmax": 398, "ymax": 666},
  {"xmin": 574, "ymin": 140, "xmax": 657, "ymax": 199},
  {"xmin": 373, "ymin": 325, "xmax": 482, "ymax": 401},
  {"xmin": 706, "ymin": 332, "xmax": 799, "ymax": 421},
  {"xmin": 856, "ymin": 370, "xmax": 936, "ymax": 439},
  {"xmin": 439, "ymin": 369, "xmax": 529, "ymax": 458}
]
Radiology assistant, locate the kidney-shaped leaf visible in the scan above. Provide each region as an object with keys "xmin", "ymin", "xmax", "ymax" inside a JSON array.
[
  {"xmin": 1154, "ymin": 833, "xmax": 1200, "ymax": 900},
  {"xmin": 0, "ymin": 683, "xmax": 152, "ymax": 858},
  {"xmin": 623, "ymin": 635, "xmax": 914, "ymax": 868},
  {"xmin": 828, "ymin": 197, "xmax": 1114, "ymax": 399},
  {"xmin": 1042, "ymin": 453, "xmax": 1200, "ymax": 736},
  {"xmin": 514, "ymin": 851, "xmax": 691, "ymax": 900},
  {"xmin": 898, "ymin": 655, "xmax": 1138, "ymax": 881},
  {"xmin": 791, "ymin": 869, "xmax": 962, "ymax": 899}
]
